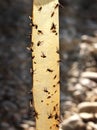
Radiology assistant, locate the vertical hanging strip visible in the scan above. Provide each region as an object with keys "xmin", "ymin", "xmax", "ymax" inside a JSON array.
[{"xmin": 31, "ymin": 0, "xmax": 60, "ymax": 130}]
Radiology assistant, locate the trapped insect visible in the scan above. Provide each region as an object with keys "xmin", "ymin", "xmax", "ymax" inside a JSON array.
[
  {"xmin": 50, "ymin": 23, "xmax": 56, "ymax": 30},
  {"xmin": 37, "ymin": 41, "xmax": 43, "ymax": 46},
  {"xmin": 43, "ymin": 88, "xmax": 49, "ymax": 93},
  {"xmin": 34, "ymin": 110, "xmax": 39, "ymax": 119},
  {"xmin": 32, "ymin": 23, "xmax": 38, "ymax": 29},
  {"xmin": 32, "ymin": 56, "xmax": 35, "ymax": 59},
  {"xmin": 54, "ymin": 113, "xmax": 59, "ymax": 119},
  {"xmin": 53, "ymin": 106, "xmax": 56, "ymax": 111},
  {"xmin": 56, "ymin": 48, "xmax": 60, "ymax": 54},
  {"xmin": 41, "ymin": 52, "xmax": 46, "ymax": 58},
  {"xmin": 54, "ymin": 75, "xmax": 57, "ymax": 79},
  {"xmin": 48, "ymin": 113, "xmax": 53, "ymax": 119},
  {"xmin": 38, "ymin": 30, "xmax": 43, "ymax": 35},
  {"xmin": 51, "ymin": 12, "xmax": 54, "ymax": 17},
  {"xmin": 57, "ymin": 59, "xmax": 61, "ymax": 63},
  {"xmin": 38, "ymin": 7, "xmax": 42, "ymax": 11},
  {"xmin": 47, "ymin": 96, "xmax": 51, "ymax": 99},
  {"xmin": 47, "ymin": 68, "xmax": 53, "ymax": 72},
  {"xmin": 54, "ymin": 3, "xmax": 59, "ymax": 9}
]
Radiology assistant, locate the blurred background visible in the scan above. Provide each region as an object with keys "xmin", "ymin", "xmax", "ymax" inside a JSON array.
[{"xmin": 0, "ymin": 0, "xmax": 97, "ymax": 130}]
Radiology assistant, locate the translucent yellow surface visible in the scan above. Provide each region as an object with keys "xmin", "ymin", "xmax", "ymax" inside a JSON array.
[{"xmin": 32, "ymin": 0, "xmax": 60, "ymax": 130}]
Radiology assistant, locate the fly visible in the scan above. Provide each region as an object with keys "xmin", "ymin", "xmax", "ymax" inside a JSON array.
[
  {"xmin": 47, "ymin": 96, "xmax": 51, "ymax": 99},
  {"xmin": 34, "ymin": 110, "xmax": 39, "ymax": 119},
  {"xmin": 32, "ymin": 23, "xmax": 38, "ymax": 29},
  {"xmin": 56, "ymin": 124, "xmax": 59, "ymax": 128},
  {"xmin": 54, "ymin": 75, "xmax": 57, "ymax": 79},
  {"xmin": 57, "ymin": 60, "xmax": 61, "ymax": 63},
  {"xmin": 57, "ymin": 80, "xmax": 60, "ymax": 84},
  {"xmin": 38, "ymin": 30, "xmax": 43, "ymax": 35},
  {"xmin": 38, "ymin": 7, "xmax": 42, "ymax": 11},
  {"xmin": 56, "ymin": 48, "xmax": 60, "ymax": 54},
  {"xmin": 51, "ymin": 12, "xmax": 54, "ymax": 17},
  {"xmin": 54, "ymin": 3, "xmax": 59, "ymax": 9},
  {"xmin": 47, "ymin": 69, "xmax": 53, "ymax": 72},
  {"xmin": 43, "ymin": 88, "xmax": 49, "ymax": 93},
  {"xmin": 48, "ymin": 113, "xmax": 53, "ymax": 119},
  {"xmin": 53, "ymin": 85, "xmax": 56, "ymax": 87},
  {"xmin": 50, "ymin": 23, "xmax": 56, "ymax": 31},
  {"xmin": 55, "ymin": 113, "xmax": 59, "ymax": 119},
  {"xmin": 32, "ymin": 56, "xmax": 35, "ymax": 59},
  {"xmin": 41, "ymin": 52, "xmax": 46, "ymax": 58},
  {"xmin": 37, "ymin": 41, "xmax": 43, "ymax": 46},
  {"xmin": 53, "ymin": 106, "xmax": 56, "ymax": 111}
]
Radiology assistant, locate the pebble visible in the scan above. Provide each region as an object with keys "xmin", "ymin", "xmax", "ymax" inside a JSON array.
[
  {"xmin": 87, "ymin": 122, "xmax": 97, "ymax": 129},
  {"xmin": 78, "ymin": 102, "xmax": 97, "ymax": 113},
  {"xmin": 23, "ymin": 120, "xmax": 35, "ymax": 127},
  {"xmin": 81, "ymin": 72, "xmax": 97, "ymax": 81},
  {"xmin": 20, "ymin": 123, "xmax": 29, "ymax": 129},
  {"xmin": 28, "ymin": 127, "xmax": 35, "ymax": 130},
  {"xmin": 79, "ymin": 78, "xmax": 97, "ymax": 89},
  {"xmin": 79, "ymin": 113, "xmax": 94, "ymax": 121},
  {"xmin": 60, "ymin": 114, "xmax": 85, "ymax": 130}
]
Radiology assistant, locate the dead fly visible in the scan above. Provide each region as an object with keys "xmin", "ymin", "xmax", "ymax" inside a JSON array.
[
  {"xmin": 55, "ymin": 2, "xmax": 64, "ymax": 9},
  {"xmin": 37, "ymin": 41, "xmax": 43, "ymax": 46},
  {"xmin": 53, "ymin": 106, "xmax": 56, "ymax": 111},
  {"xmin": 54, "ymin": 90, "xmax": 57, "ymax": 94},
  {"xmin": 38, "ymin": 6, "xmax": 42, "ymax": 11},
  {"xmin": 56, "ymin": 124, "xmax": 59, "ymax": 128},
  {"xmin": 51, "ymin": 12, "xmax": 54, "ymax": 17},
  {"xmin": 47, "ymin": 96, "xmax": 51, "ymax": 99},
  {"xmin": 50, "ymin": 23, "xmax": 57, "ymax": 35},
  {"xmin": 32, "ymin": 56, "xmax": 35, "ymax": 59},
  {"xmin": 54, "ymin": 3, "xmax": 59, "ymax": 9},
  {"xmin": 50, "ymin": 23, "xmax": 56, "ymax": 31},
  {"xmin": 31, "ymin": 23, "xmax": 38, "ymax": 29},
  {"xmin": 53, "ymin": 85, "xmax": 56, "ymax": 88},
  {"xmin": 57, "ymin": 59, "xmax": 61, "ymax": 63},
  {"xmin": 48, "ymin": 113, "xmax": 53, "ymax": 119},
  {"xmin": 33, "ymin": 110, "xmax": 39, "ymax": 119},
  {"xmin": 31, "ymin": 41, "xmax": 34, "ymax": 46},
  {"xmin": 57, "ymin": 80, "xmax": 60, "ymax": 84},
  {"xmin": 47, "ymin": 68, "xmax": 53, "ymax": 73},
  {"xmin": 52, "ymin": 30, "xmax": 57, "ymax": 34},
  {"xmin": 55, "ymin": 32, "xmax": 58, "ymax": 35},
  {"xmin": 55, "ymin": 113, "xmax": 59, "ymax": 120},
  {"xmin": 54, "ymin": 75, "xmax": 57, "ymax": 79},
  {"xmin": 41, "ymin": 52, "xmax": 46, "ymax": 58},
  {"xmin": 38, "ymin": 30, "xmax": 43, "ymax": 35},
  {"xmin": 43, "ymin": 88, "xmax": 49, "ymax": 93},
  {"xmin": 56, "ymin": 48, "xmax": 60, "ymax": 54}
]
